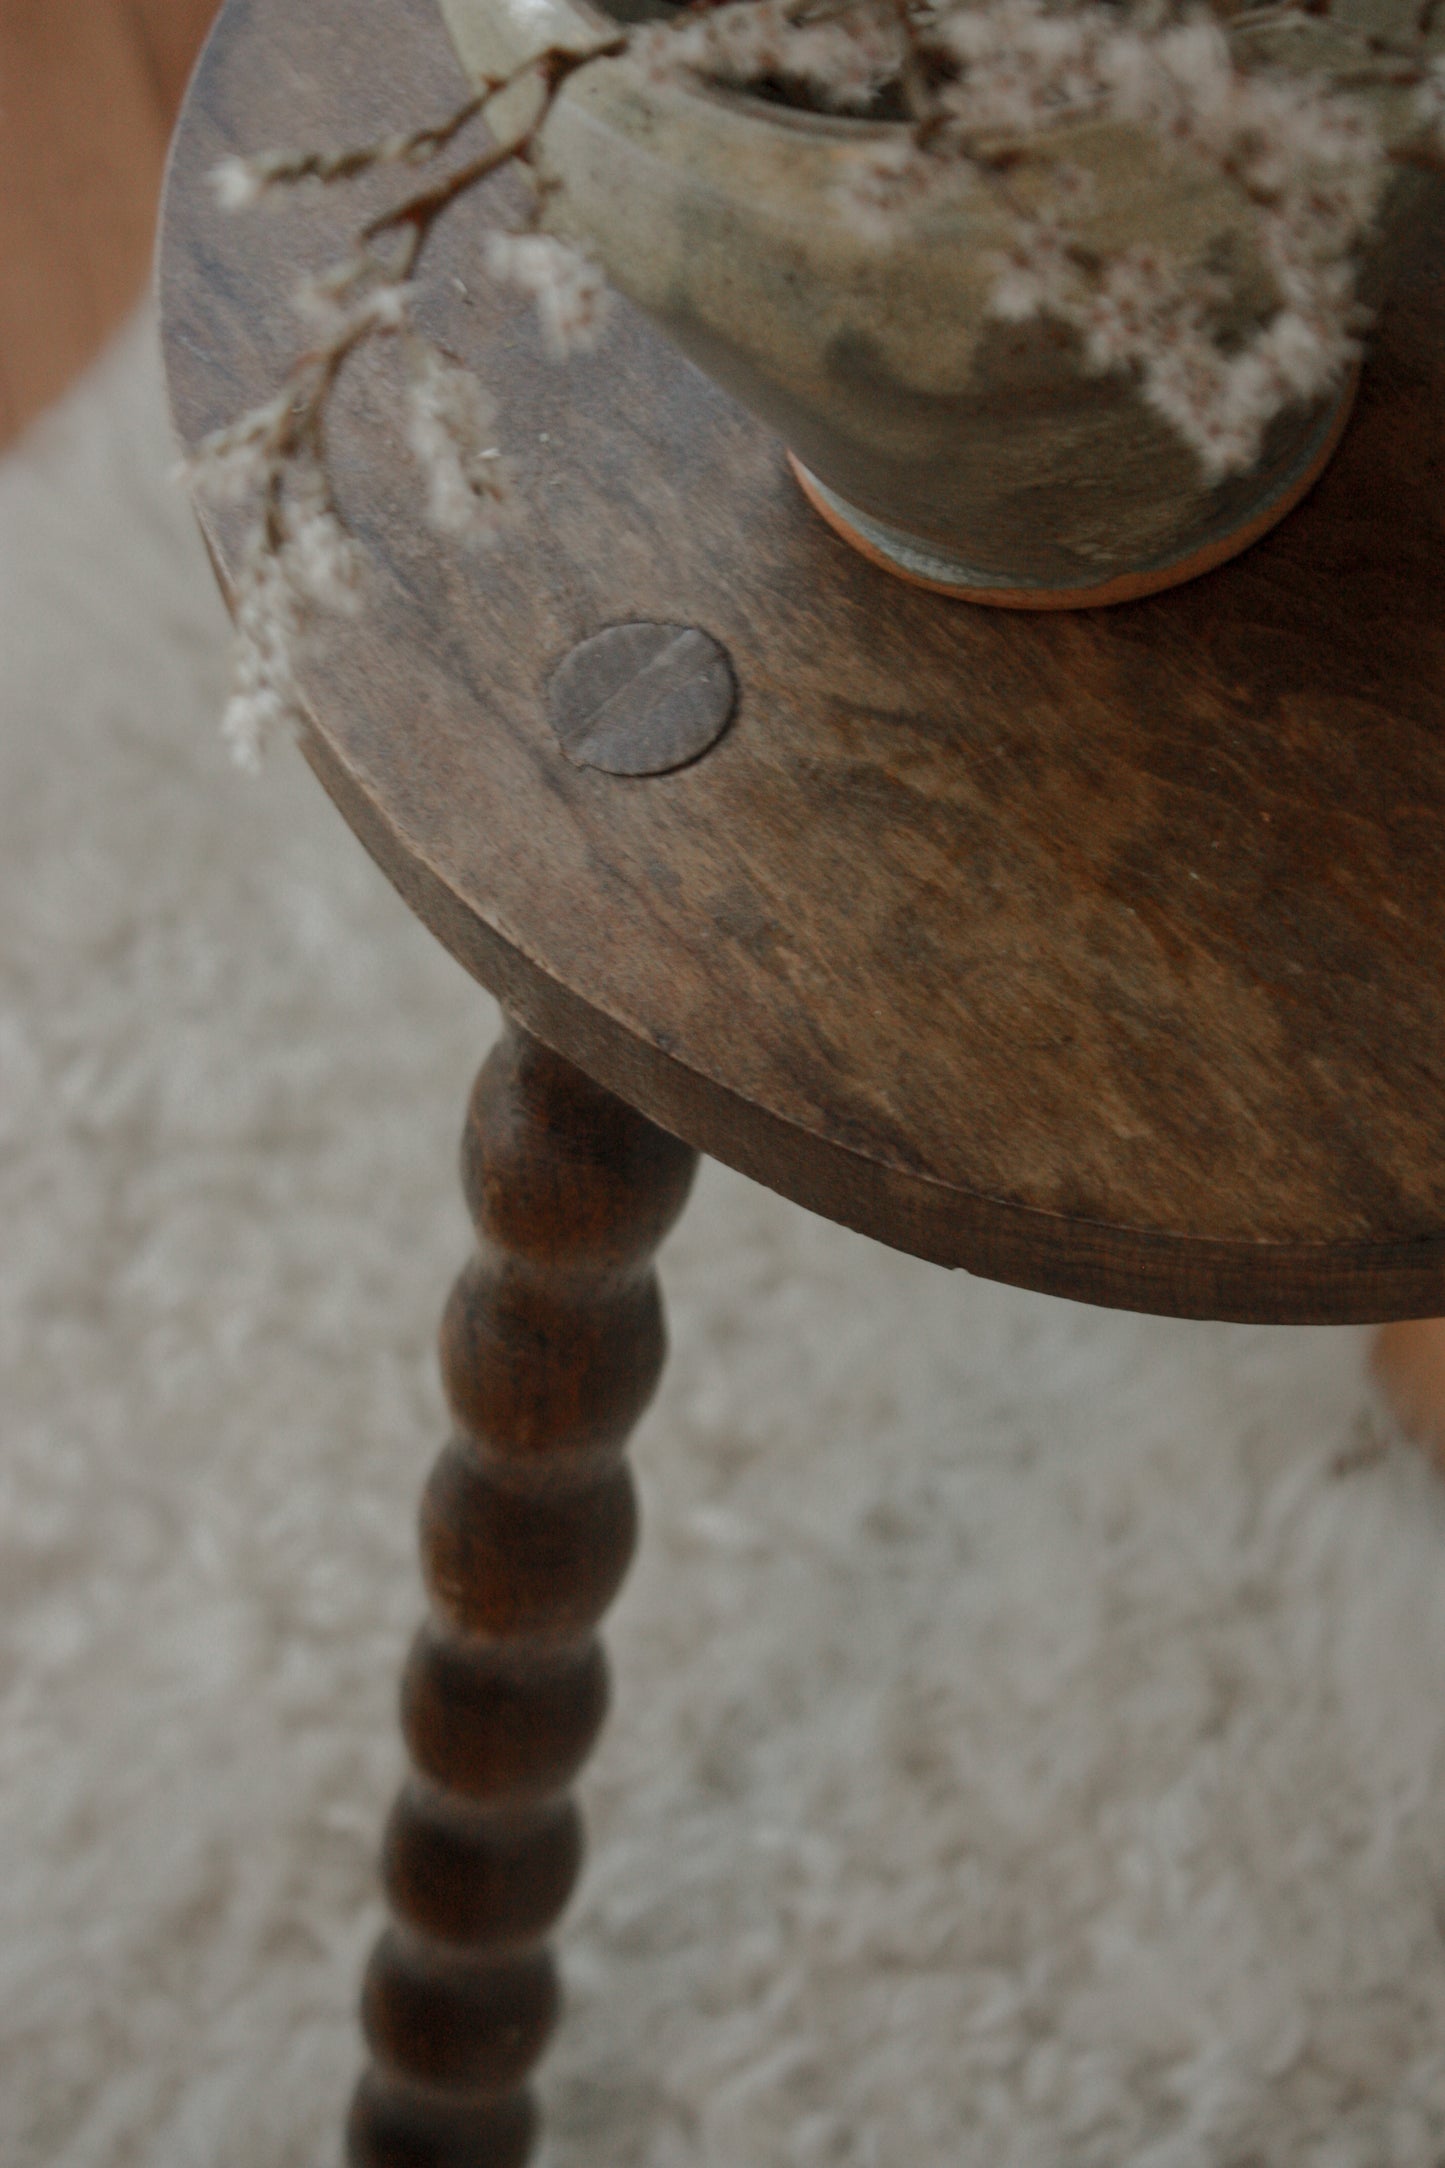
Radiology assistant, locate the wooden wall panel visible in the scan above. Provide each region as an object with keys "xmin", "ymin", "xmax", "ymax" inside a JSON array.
[{"xmin": 0, "ymin": 0, "xmax": 220, "ymax": 449}]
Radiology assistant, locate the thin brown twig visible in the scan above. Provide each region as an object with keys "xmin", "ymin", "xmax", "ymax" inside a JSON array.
[
  {"xmin": 241, "ymin": 92, "xmax": 493, "ymax": 193},
  {"xmin": 359, "ymin": 43, "xmax": 624, "ymax": 265},
  {"xmin": 237, "ymin": 38, "xmax": 630, "ymax": 536}
]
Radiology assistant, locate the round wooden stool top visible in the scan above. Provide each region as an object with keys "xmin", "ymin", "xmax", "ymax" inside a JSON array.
[{"xmin": 160, "ymin": 0, "xmax": 1445, "ymax": 1325}]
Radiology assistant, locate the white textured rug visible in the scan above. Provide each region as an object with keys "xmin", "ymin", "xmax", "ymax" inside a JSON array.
[{"xmin": 5, "ymin": 316, "xmax": 1445, "ymax": 2168}]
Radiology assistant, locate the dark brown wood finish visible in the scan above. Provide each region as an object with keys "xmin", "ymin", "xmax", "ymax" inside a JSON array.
[
  {"xmin": 349, "ymin": 1022, "xmax": 697, "ymax": 2166},
  {"xmin": 547, "ymin": 621, "xmax": 738, "ymax": 776},
  {"xmin": 160, "ymin": 0, "xmax": 1445, "ymax": 1328}
]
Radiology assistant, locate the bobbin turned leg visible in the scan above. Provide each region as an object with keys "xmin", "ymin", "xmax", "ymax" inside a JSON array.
[{"xmin": 348, "ymin": 1021, "xmax": 698, "ymax": 2168}]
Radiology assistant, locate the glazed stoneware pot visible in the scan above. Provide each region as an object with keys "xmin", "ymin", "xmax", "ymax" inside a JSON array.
[{"xmin": 441, "ymin": 0, "xmax": 1428, "ymax": 606}]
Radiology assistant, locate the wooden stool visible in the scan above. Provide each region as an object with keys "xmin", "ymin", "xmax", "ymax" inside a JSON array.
[{"xmin": 160, "ymin": 2, "xmax": 1445, "ymax": 2156}]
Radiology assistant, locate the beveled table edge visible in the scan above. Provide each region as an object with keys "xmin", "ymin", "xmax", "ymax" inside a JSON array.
[{"xmin": 286, "ymin": 670, "xmax": 1445, "ymax": 1327}]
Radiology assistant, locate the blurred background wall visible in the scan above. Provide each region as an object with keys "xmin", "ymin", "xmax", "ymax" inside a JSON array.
[{"xmin": 0, "ymin": 0, "xmax": 220, "ymax": 448}]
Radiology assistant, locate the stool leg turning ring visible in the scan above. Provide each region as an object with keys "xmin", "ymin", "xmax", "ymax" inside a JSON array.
[{"xmin": 348, "ymin": 1019, "xmax": 698, "ymax": 2167}]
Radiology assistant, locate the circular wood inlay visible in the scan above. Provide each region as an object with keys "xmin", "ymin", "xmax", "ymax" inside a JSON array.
[{"xmin": 548, "ymin": 621, "xmax": 737, "ymax": 775}]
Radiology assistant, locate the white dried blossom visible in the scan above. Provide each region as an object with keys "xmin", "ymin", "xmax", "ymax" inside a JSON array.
[
  {"xmin": 1140, "ymin": 341, "xmax": 1243, "ymax": 475},
  {"xmin": 283, "ymin": 462, "xmax": 367, "ymax": 612},
  {"xmin": 405, "ymin": 344, "xmax": 518, "ymax": 542},
  {"xmin": 772, "ymin": 0, "xmax": 1388, "ymax": 482},
  {"xmin": 835, "ymin": 138, "xmax": 962, "ymax": 243},
  {"xmin": 1088, "ymin": 26, "xmax": 1156, "ymax": 128},
  {"xmin": 988, "ymin": 204, "xmax": 1080, "ymax": 321},
  {"xmin": 1251, "ymin": 295, "xmax": 1353, "ymax": 399},
  {"xmin": 293, "ymin": 266, "xmax": 414, "ymax": 342},
  {"xmin": 641, "ymin": 0, "xmax": 902, "ymax": 111},
  {"xmin": 219, "ymin": 476, "xmax": 366, "ymax": 769},
  {"xmin": 938, "ymin": 0, "xmax": 1112, "ymax": 135},
  {"xmin": 208, "ymin": 151, "xmax": 296, "ymax": 210},
  {"xmin": 1072, "ymin": 245, "xmax": 1178, "ymax": 369},
  {"xmin": 786, "ymin": 5, "xmax": 903, "ymax": 108},
  {"xmin": 294, "ymin": 258, "xmax": 367, "ymax": 327},
  {"xmin": 1122, "ymin": 16, "xmax": 1236, "ymax": 137},
  {"xmin": 222, "ymin": 537, "xmax": 308, "ymax": 770},
  {"xmin": 180, "ymin": 391, "xmax": 295, "ymax": 502},
  {"xmin": 990, "ymin": 205, "xmax": 1360, "ymax": 480},
  {"xmin": 939, "ymin": 0, "xmax": 1388, "ymax": 479},
  {"xmin": 485, "ymin": 231, "xmax": 611, "ymax": 360}
]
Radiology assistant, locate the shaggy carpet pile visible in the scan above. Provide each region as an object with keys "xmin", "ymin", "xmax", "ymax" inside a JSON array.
[{"xmin": 5, "ymin": 316, "xmax": 1445, "ymax": 2168}]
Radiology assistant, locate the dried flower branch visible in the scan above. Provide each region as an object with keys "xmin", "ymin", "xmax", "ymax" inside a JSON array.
[
  {"xmin": 189, "ymin": 49, "xmax": 615, "ymax": 764},
  {"xmin": 485, "ymin": 231, "xmax": 612, "ymax": 358},
  {"xmin": 189, "ymin": 0, "xmax": 1444, "ymax": 764},
  {"xmin": 821, "ymin": 1, "xmax": 1397, "ymax": 474},
  {"xmin": 405, "ymin": 343, "xmax": 519, "ymax": 538},
  {"xmin": 207, "ymin": 92, "xmax": 491, "ymax": 210}
]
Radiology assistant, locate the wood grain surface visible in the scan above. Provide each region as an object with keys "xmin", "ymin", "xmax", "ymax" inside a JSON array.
[
  {"xmin": 160, "ymin": 0, "xmax": 1445, "ymax": 1323},
  {"xmin": 349, "ymin": 1022, "xmax": 696, "ymax": 2167}
]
